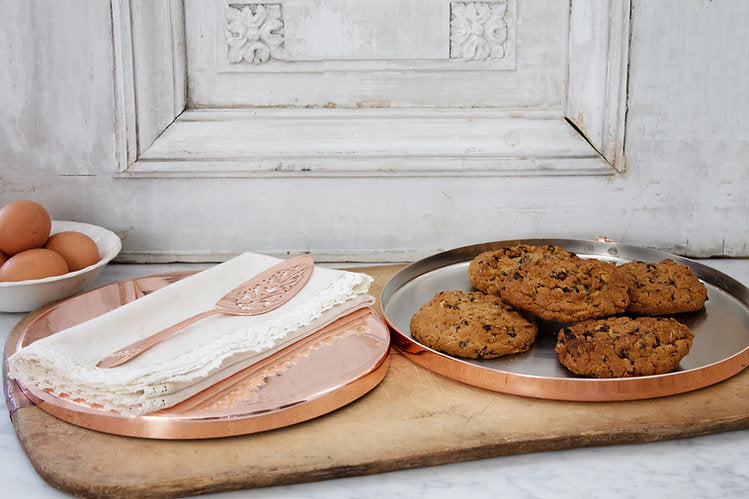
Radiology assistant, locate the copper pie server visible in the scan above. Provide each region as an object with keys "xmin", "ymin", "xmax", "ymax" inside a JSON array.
[{"xmin": 96, "ymin": 254, "xmax": 315, "ymax": 369}]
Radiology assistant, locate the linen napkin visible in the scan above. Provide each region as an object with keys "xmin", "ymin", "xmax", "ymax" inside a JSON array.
[{"xmin": 8, "ymin": 252, "xmax": 374, "ymax": 416}]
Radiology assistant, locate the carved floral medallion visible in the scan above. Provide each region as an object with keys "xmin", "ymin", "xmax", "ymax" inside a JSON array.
[
  {"xmin": 225, "ymin": 3, "xmax": 284, "ymax": 64},
  {"xmin": 450, "ymin": 1, "xmax": 508, "ymax": 61}
]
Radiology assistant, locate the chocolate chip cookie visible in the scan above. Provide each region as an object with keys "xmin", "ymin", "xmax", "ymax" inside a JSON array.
[
  {"xmin": 468, "ymin": 244, "xmax": 577, "ymax": 296},
  {"xmin": 555, "ymin": 316, "xmax": 695, "ymax": 378},
  {"xmin": 499, "ymin": 257, "xmax": 630, "ymax": 322},
  {"xmin": 618, "ymin": 259, "xmax": 708, "ymax": 315},
  {"xmin": 410, "ymin": 290, "xmax": 538, "ymax": 360}
]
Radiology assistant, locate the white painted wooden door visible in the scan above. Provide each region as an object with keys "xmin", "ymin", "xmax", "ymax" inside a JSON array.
[
  {"xmin": 108, "ymin": 0, "xmax": 629, "ymax": 262},
  {"xmin": 122, "ymin": 1, "xmax": 626, "ymax": 179}
]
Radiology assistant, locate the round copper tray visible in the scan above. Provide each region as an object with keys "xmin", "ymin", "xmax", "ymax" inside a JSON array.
[
  {"xmin": 381, "ymin": 239, "xmax": 749, "ymax": 401},
  {"xmin": 7, "ymin": 271, "xmax": 390, "ymax": 439}
]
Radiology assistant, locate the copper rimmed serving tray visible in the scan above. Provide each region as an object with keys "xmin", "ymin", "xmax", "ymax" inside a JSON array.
[
  {"xmin": 7, "ymin": 271, "xmax": 390, "ymax": 439},
  {"xmin": 381, "ymin": 238, "xmax": 749, "ymax": 402}
]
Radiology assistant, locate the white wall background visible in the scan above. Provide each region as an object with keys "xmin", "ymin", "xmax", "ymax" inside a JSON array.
[{"xmin": 0, "ymin": 0, "xmax": 747, "ymax": 263}]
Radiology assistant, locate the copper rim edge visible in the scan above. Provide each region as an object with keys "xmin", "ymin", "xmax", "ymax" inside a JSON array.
[
  {"xmin": 381, "ymin": 238, "xmax": 749, "ymax": 402},
  {"xmin": 390, "ymin": 332, "xmax": 749, "ymax": 402},
  {"xmin": 8, "ymin": 271, "xmax": 391, "ymax": 439},
  {"xmin": 19, "ymin": 354, "xmax": 390, "ymax": 439}
]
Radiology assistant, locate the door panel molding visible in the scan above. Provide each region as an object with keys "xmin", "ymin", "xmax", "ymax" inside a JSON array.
[{"xmin": 112, "ymin": 0, "xmax": 629, "ymax": 177}]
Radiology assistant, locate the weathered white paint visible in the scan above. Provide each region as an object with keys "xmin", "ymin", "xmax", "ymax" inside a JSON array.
[
  {"xmin": 128, "ymin": 0, "xmax": 186, "ymax": 157},
  {"xmin": 133, "ymin": 0, "xmax": 608, "ymax": 177},
  {"xmin": 133, "ymin": 108, "xmax": 610, "ymax": 176},
  {"xmin": 254, "ymin": 0, "xmax": 450, "ymax": 61},
  {"xmin": 215, "ymin": 0, "xmax": 517, "ymax": 70},
  {"xmin": 187, "ymin": 0, "xmax": 551, "ymax": 108},
  {"xmin": 0, "ymin": 0, "xmax": 747, "ymax": 263},
  {"xmin": 566, "ymin": 0, "xmax": 630, "ymax": 169}
]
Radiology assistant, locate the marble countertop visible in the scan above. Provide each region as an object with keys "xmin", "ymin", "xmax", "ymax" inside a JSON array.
[{"xmin": 1, "ymin": 259, "xmax": 748, "ymax": 498}]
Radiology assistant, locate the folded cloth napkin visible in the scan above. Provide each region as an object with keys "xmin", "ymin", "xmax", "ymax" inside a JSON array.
[{"xmin": 8, "ymin": 252, "xmax": 374, "ymax": 416}]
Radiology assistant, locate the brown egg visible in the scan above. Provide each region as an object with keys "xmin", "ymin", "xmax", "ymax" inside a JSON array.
[
  {"xmin": 0, "ymin": 200, "xmax": 52, "ymax": 255},
  {"xmin": 44, "ymin": 231, "xmax": 100, "ymax": 272},
  {"xmin": 0, "ymin": 251, "xmax": 7, "ymax": 267},
  {"xmin": 0, "ymin": 248, "xmax": 69, "ymax": 282}
]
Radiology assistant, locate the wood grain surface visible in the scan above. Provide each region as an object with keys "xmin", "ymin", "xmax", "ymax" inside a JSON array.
[{"xmin": 4, "ymin": 265, "xmax": 749, "ymax": 498}]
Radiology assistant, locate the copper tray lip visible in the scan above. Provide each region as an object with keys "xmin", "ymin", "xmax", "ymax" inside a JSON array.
[
  {"xmin": 15, "ymin": 352, "xmax": 391, "ymax": 439},
  {"xmin": 381, "ymin": 238, "xmax": 749, "ymax": 402},
  {"xmin": 7, "ymin": 270, "xmax": 391, "ymax": 439}
]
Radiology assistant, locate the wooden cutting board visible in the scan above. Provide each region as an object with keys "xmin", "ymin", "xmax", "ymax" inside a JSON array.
[{"xmin": 4, "ymin": 265, "xmax": 749, "ymax": 498}]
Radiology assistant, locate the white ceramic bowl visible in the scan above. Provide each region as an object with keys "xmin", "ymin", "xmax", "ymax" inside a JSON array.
[{"xmin": 0, "ymin": 221, "xmax": 122, "ymax": 313}]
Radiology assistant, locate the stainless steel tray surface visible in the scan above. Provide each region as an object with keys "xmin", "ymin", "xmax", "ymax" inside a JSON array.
[{"xmin": 381, "ymin": 238, "xmax": 749, "ymax": 401}]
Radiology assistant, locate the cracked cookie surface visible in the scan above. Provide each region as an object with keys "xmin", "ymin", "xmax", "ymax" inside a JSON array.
[
  {"xmin": 555, "ymin": 316, "xmax": 694, "ymax": 378},
  {"xmin": 499, "ymin": 257, "xmax": 630, "ymax": 322},
  {"xmin": 468, "ymin": 244, "xmax": 577, "ymax": 296},
  {"xmin": 618, "ymin": 259, "xmax": 708, "ymax": 315},
  {"xmin": 410, "ymin": 290, "xmax": 538, "ymax": 360}
]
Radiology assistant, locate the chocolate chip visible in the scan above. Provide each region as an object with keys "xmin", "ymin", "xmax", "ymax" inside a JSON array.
[{"xmin": 551, "ymin": 270, "xmax": 568, "ymax": 280}]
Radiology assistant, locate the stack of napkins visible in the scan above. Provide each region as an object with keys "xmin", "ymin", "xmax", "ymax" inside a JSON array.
[{"xmin": 8, "ymin": 252, "xmax": 374, "ymax": 416}]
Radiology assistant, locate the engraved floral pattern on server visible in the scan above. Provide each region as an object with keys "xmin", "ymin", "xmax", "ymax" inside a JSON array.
[
  {"xmin": 225, "ymin": 3, "xmax": 284, "ymax": 64},
  {"xmin": 450, "ymin": 1, "xmax": 508, "ymax": 61},
  {"xmin": 234, "ymin": 261, "xmax": 310, "ymax": 313}
]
